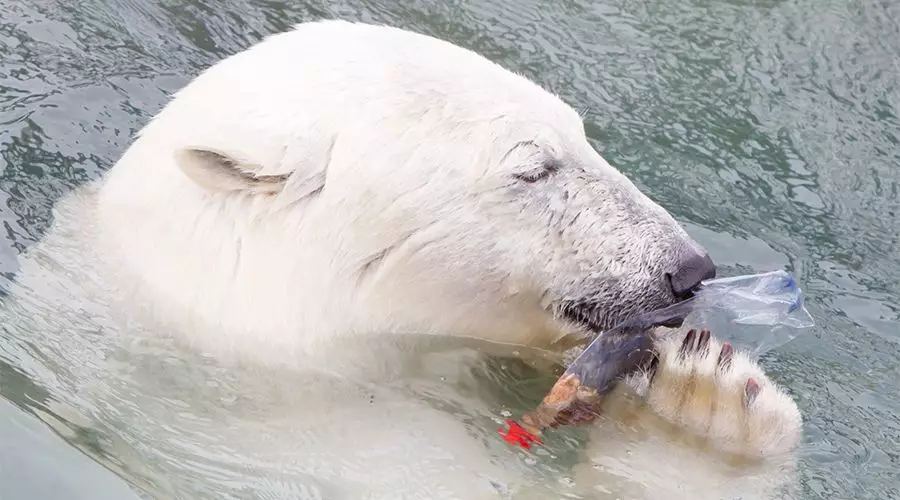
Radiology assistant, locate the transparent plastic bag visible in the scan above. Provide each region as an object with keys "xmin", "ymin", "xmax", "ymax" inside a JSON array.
[
  {"xmin": 663, "ymin": 269, "xmax": 814, "ymax": 356},
  {"xmin": 498, "ymin": 270, "xmax": 815, "ymax": 448}
]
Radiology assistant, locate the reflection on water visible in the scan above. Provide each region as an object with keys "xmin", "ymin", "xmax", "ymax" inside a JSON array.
[{"xmin": 0, "ymin": 0, "xmax": 898, "ymax": 498}]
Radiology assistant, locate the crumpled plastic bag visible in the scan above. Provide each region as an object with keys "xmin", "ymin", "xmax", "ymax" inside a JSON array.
[
  {"xmin": 663, "ymin": 269, "xmax": 814, "ymax": 355},
  {"xmin": 498, "ymin": 270, "xmax": 815, "ymax": 448}
]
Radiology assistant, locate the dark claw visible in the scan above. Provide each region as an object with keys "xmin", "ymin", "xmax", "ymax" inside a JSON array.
[
  {"xmin": 679, "ymin": 329, "xmax": 697, "ymax": 359},
  {"xmin": 697, "ymin": 329, "xmax": 711, "ymax": 355},
  {"xmin": 646, "ymin": 352, "xmax": 661, "ymax": 384},
  {"xmin": 745, "ymin": 378, "xmax": 760, "ymax": 407},
  {"xmin": 717, "ymin": 343, "xmax": 733, "ymax": 372}
]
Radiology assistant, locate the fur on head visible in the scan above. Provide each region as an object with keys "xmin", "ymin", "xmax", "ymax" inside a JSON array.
[{"xmin": 96, "ymin": 20, "xmax": 713, "ymax": 354}]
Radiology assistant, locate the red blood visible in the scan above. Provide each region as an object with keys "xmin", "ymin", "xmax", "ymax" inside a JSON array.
[{"xmin": 498, "ymin": 420, "xmax": 541, "ymax": 449}]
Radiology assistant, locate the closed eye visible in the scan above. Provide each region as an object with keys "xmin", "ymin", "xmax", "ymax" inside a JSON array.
[{"xmin": 513, "ymin": 160, "xmax": 559, "ymax": 183}]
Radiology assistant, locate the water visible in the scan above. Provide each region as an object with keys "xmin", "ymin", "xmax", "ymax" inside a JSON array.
[{"xmin": 0, "ymin": 0, "xmax": 897, "ymax": 498}]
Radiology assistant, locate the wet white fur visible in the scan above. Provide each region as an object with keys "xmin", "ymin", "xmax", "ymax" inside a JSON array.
[{"xmin": 0, "ymin": 20, "xmax": 801, "ymax": 499}]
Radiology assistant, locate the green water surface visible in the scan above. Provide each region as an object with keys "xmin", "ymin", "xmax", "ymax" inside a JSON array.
[{"xmin": 0, "ymin": 0, "xmax": 897, "ymax": 498}]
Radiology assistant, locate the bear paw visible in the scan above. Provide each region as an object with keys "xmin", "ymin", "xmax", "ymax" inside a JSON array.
[{"xmin": 623, "ymin": 328, "xmax": 802, "ymax": 458}]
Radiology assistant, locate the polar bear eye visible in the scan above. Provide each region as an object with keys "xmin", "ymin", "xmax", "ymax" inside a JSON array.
[{"xmin": 513, "ymin": 160, "xmax": 559, "ymax": 183}]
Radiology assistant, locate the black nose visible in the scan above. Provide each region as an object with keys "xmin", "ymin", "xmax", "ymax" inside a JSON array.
[{"xmin": 667, "ymin": 251, "xmax": 716, "ymax": 299}]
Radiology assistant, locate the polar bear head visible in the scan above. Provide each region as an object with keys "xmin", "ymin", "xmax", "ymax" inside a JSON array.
[{"xmin": 95, "ymin": 21, "xmax": 715, "ymax": 353}]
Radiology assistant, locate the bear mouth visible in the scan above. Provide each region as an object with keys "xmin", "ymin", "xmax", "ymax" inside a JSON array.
[
  {"xmin": 557, "ymin": 289, "xmax": 698, "ymax": 335},
  {"xmin": 558, "ymin": 301, "xmax": 611, "ymax": 333}
]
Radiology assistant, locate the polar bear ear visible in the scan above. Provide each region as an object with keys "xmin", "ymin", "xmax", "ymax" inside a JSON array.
[{"xmin": 175, "ymin": 148, "xmax": 290, "ymax": 195}]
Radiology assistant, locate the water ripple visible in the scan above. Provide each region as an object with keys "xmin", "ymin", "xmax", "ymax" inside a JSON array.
[{"xmin": 0, "ymin": 0, "xmax": 897, "ymax": 498}]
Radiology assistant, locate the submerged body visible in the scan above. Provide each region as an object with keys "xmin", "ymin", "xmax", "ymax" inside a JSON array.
[{"xmin": 3, "ymin": 189, "xmax": 802, "ymax": 498}]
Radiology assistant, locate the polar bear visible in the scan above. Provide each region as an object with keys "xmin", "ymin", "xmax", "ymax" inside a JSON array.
[{"xmin": 0, "ymin": 19, "xmax": 803, "ymax": 500}]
